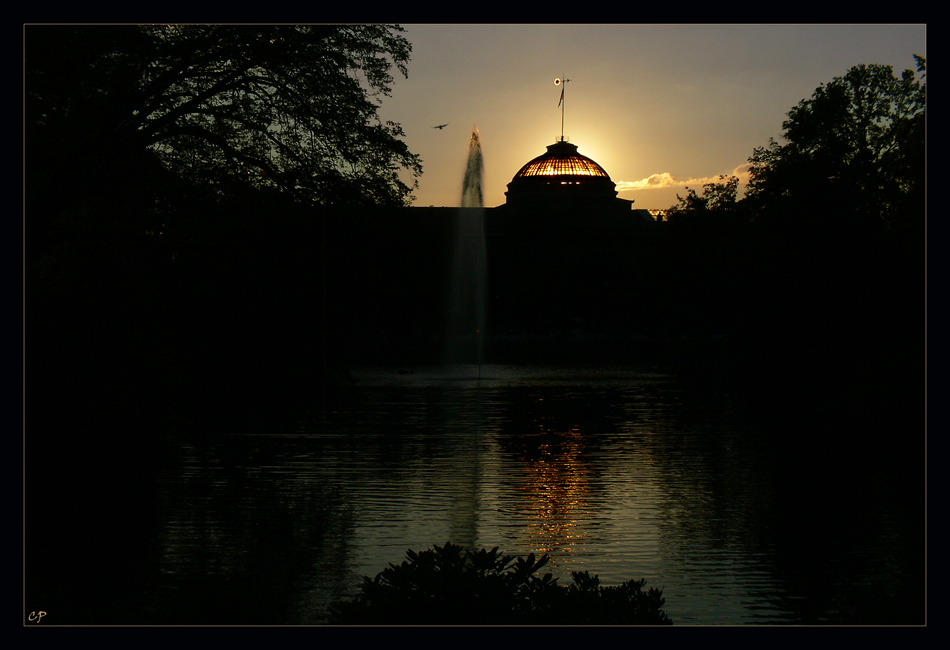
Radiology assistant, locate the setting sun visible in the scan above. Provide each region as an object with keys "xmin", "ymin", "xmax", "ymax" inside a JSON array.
[{"xmin": 379, "ymin": 24, "xmax": 924, "ymax": 210}]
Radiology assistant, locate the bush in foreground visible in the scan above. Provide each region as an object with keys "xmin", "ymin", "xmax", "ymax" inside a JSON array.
[{"xmin": 328, "ymin": 542, "xmax": 671, "ymax": 625}]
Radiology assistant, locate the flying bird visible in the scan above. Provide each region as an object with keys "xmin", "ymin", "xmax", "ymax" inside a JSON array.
[{"xmin": 432, "ymin": 123, "xmax": 449, "ymax": 130}]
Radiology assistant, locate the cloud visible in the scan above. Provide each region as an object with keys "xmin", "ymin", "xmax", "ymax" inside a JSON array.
[
  {"xmin": 616, "ymin": 163, "xmax": 753, "ymax": 194},
  {"xmin": 614, "ymin": 172, "xmax": 682, "ymax": 192}
]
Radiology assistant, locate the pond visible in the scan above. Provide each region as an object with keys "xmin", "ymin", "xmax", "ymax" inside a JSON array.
[{"xmin": 143, "ymin": 363, "xmax": 923, "ymax": 625}]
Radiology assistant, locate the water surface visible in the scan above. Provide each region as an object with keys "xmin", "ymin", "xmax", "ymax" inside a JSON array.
[{"xmin": 147, "ymin": 363, "xmax": 922, "ymax": 625}]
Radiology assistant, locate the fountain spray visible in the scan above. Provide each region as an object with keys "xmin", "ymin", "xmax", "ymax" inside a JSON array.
[{"xmin": 447, "ymin": 126, "xmax": 487, "ymax": 379}]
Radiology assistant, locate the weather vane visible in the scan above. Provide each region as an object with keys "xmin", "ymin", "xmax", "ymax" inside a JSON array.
[{"xmin": 555, "ymin": 77, "xmax": 570, "ymax": 141}]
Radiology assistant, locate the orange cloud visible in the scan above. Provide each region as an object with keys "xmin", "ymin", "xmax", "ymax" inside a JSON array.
[{"xmin": 616, "ymin": 163, "xmax": 752, "ymax": 194}]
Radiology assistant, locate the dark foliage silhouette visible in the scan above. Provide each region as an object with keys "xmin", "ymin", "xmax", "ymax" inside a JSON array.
[
  {"xmin": 746, "ymin": 57, "xmax": 925, "ymax": 230},
  {"xmin": 25, "ymin": 24, "xmax": 422, "ymax": 249},
  {"xmin": 663, "ymin": 174, "xmax": 747, "ymax": 229},
  {"xmin": 328, "ymin": 542, "xmax": 672, "ymax": 625}
]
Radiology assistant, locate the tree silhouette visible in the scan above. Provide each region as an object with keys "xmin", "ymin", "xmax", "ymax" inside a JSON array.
[
  {"xmin": 25, "ymin": 24, "xmax": 423, "ymax": 244},
  {"xmin": 745, "ymin": 57, "xmax": 925, "ymax": 228},
  {"xmin": 665, "ymin": 174, "xmax": 741, "ymax": 216}
]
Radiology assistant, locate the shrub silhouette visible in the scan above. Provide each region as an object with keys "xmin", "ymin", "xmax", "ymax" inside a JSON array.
[{"xmin": 328, "ymin": 542, "xmax": 672, "ymax": 625}]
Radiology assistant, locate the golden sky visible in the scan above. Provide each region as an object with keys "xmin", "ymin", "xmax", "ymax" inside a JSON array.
[{"xmin": 378, "ymin": 24, "xmax": 926, "ymax": 210}]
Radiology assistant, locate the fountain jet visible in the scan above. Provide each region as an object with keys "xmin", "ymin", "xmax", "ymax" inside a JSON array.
[{"xmin": 445, "ymin": 126, "xmax": 487, "ymax": 375}]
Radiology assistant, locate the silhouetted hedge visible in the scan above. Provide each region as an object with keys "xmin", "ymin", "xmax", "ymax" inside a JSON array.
[{"xmin": 328, "ymin": 542, "xmax": 672, "ymax": 625}]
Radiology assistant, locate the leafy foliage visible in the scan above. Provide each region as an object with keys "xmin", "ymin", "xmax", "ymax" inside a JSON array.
[
  {"xmin": 328, "ymin": 542, "xmax": 672, "ymax": 625},
  {"xmin": 25, "ymin": 24, "xmax": 423, "ymax": 226},
  {"xmin": 745, "ymin": 57, "xmax": 925, "ymax": 228},
  {"xmin": 665, "ymin": 174, "xmax": 741, "ymax": 219}
]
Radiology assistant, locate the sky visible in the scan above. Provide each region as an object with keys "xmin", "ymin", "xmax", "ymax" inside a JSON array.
[{"xmin": 375, "ymin": 24, "xmax": 926, "ymax": 210}]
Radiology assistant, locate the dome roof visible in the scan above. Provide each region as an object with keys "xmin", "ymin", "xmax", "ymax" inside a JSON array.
[
  {"xmin": 512, "ymin": 140, "xmax": 611, "ymax": 180},
  {"xmin": 503, "ymin": 138, "xmax": 632, "ymax": 214}
]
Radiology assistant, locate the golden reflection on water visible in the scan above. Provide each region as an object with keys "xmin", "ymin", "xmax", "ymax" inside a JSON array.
[{"xmin": 514, "ymin": 424, "xmax": 593, "ymax": 552}]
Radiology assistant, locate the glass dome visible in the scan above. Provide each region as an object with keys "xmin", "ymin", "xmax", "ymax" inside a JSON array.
[
  {"xmin": 512, "ymin": 140, "xmax": 611, "ymax": 180},
  {"xmin": 503, "ymin": 138, "xmax": 632, "ymax": 213}
]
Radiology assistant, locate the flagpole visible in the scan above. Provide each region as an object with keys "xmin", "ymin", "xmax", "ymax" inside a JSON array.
[{"xmin": 556, "ymin": 76, "xmax": 569, "ymax": 141}]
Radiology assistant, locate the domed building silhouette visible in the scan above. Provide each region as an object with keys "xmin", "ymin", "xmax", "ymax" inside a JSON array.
[
  {"xmin": 494, "ymin": 137, "xmax": 660, "ymax": 224},
  {"xmin": 503, "ymin": 137, "xmax": 633, "ymax": 216}
]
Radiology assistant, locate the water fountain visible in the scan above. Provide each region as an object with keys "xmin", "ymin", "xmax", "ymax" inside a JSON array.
[{"xmin": 445, "ymin": 126, "xmax": 487, "ymax": 377}]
